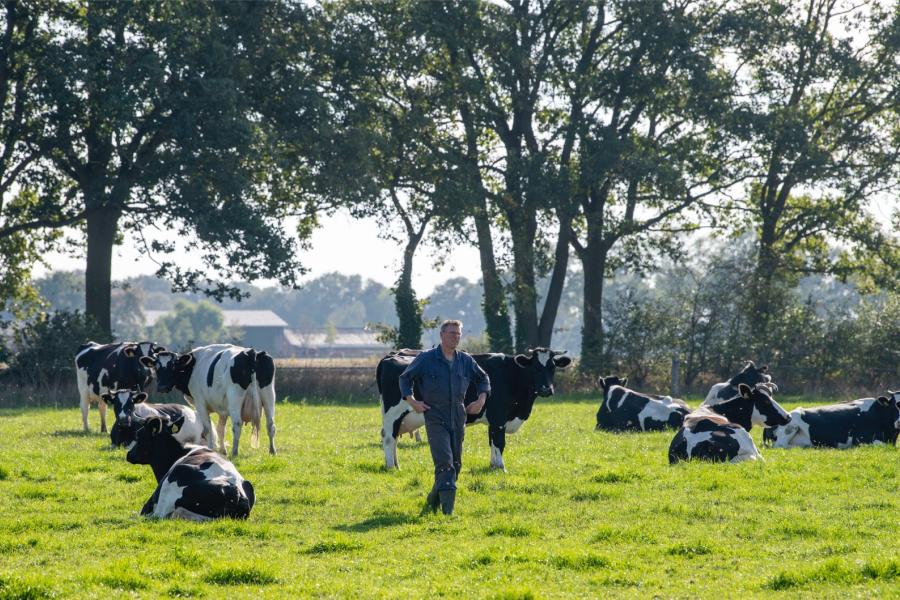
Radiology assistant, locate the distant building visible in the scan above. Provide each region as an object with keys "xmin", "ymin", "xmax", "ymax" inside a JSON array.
[
  {"xmin": 143, "ymin": 309, "xmax": 291, "ymax": 355},
  {"xmin": 283, "ymin": 327, "xmax": 391, "ymax": 358}
]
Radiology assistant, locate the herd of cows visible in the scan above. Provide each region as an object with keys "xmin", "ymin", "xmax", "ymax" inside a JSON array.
[{"xmin": 73, "ymin": 341, "xmax": 900, "ymax": 521}]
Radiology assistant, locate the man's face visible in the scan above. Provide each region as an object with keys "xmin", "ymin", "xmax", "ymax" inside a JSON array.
[{"xmin": 440, "ymin": 325, "xmax": 462, "ymax": 351}]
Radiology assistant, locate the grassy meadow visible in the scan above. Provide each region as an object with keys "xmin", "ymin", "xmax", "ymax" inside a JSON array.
[{"xmin": 0, "ymin": 394, "xmax": 898, "ymax": 599}]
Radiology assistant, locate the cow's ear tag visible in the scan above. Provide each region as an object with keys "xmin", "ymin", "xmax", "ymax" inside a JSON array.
[{"xmin": 171, "ymin": 424, "xmax": 179, "ymax": 433}]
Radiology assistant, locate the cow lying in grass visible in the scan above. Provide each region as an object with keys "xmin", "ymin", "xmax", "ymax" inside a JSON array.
[
  {"xmin": 763, "ymin": 392, "xmax": 900, "ymax": 449},
  {"xmin": 595, "ymin": 376, "xmax": 690, "ymax": 431},
  {"xmin": 102, "ymin": 388, "xmax": 203, "ymax": 448},
  {"xmin": 669, "ymin": 383, "xmax": 790, "ymax": 464},
  {"xmin": 702, "ymin": 361, "xmax": 775, "ymax": 406},
  {"xmin": 126, "ymin": 416, "xmax": 254, "ymax": 521}
]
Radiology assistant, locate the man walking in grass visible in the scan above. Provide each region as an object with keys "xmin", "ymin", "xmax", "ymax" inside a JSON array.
[{"xmin": 399, "ymin": 319, "xmax": 490, "ymax": 515}]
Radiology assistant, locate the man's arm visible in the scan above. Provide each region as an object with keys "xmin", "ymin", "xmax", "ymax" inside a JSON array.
[
  {"xmin": 398, "ymin": 353, "xmax": 430, "ymax": 413},
  {"xmin": 466, "ymin": 357, "xmax": 491, "ymax": 415}
]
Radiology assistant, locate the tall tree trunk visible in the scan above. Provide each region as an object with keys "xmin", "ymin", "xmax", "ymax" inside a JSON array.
[
  {"xmin": 537, "ymin": 208, "xmax": 572, "ymax": 347},
  {"xmin": 507, "ymin": 210, "xmax": 539, "ymax": 352},
  {"xmin": 395, "ymin": 233, "xmax": 424, "ymax": 349},
  {"xmin": 579, "ymin": 233, "xmax": 608, "ymax": 376},
  {"xmin": 85, "ymin": 204, "xmax": 120, "ymax": 339},
  {"xmin": 473, "ymin": 203, "xmax": 513, "ymax": 353}
]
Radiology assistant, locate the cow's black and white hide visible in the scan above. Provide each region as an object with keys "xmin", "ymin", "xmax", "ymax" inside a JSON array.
[
  {"xmin": 669, "ymin": 383, "xmax": 790, "ymax": 463},
  {"xmin": 377, "ymin": 347, "xmax": 571, "ymax": 471},
  {"xmin": 152, "ymin": 344, "xmax": 276, "ymax": 456},
  {"xmin": 595, "ymin": 376, "xmax": 690, "ymax": 431},
  {"xmin": 75, "ymin": 341, "xmax": 165, "ymax": 433},
  {"xmin": 126, "ymin": 417, "xmax": 254, "ymax": 521},
  {"xmin": 702, "ymin": 361, "xmax": 774, "ymax": 407},
  {"xmin": 103, "ymin": 388, "xmax": 203, "ymax": 448},
  {"xmin": 763, "ymin": 391, "xmax": 900, "ymax": 449}
]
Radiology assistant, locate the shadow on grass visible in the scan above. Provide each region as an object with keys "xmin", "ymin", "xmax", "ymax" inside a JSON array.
[
  {"xmin": 50, "ymin": 429, "xmax": 99, "ymax": 438},
  {"xmin": 333, "ymin": 511, "xmax": 416, "ymax": 533}
]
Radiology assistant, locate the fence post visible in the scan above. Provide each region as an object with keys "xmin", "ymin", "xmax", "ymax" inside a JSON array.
[{"xmin": 671, "ymin": 357, "xmax": 680, "ymax": 398}]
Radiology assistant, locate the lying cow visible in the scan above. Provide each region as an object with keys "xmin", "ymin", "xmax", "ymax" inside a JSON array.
[
  {"xmin": 103, "ymin": 388, "xmax": 203, "ymax": 448},
  {"xmin": 377, "ymin": 347, "xmax": 571, "ymax": 471},
  {"xmin": 669, "ymin": 383, "xmax": 790, "ymax": 463},
  {"xmin": 763, "ymin": 392, "xmax": 900, "ymax": 449},
  {"xmin": 595, "ymin": 376, "xmax": 690, "ymax": 431},
  {"xmin": 703, "ymin": 361, "xmax": 774, "ymax": 406},
  {"xmin": 75, "ymin": 341, "xmax": 165, "ymax": 433},
  {"xmin": 126, "ymin": 416, "xmax": 255, "ymax": 521},
  {"xmin": 152, "ymin": 344, "xmax": 276, "ymax": 456}
]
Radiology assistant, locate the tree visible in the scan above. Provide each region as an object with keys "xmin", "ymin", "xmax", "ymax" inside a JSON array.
[
  {"xmin": 147, "ymin": 299, "xmax": 229, "ymax": 352},
  {"xmin": 720, "ymin": 0, "xmax": 900, "ymax": 352},
  {"xmin": 13, "ymin": 1, "xmax": 327, "ymax": 335}
]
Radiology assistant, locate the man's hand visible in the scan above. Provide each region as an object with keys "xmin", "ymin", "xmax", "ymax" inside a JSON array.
[
  {"xmin": 466, "ymin": 393, "xmax": 487, "ymax": 415},
  {"xmin": 406, "ymin": 395, "xmax": 430, "ymax": 413}
]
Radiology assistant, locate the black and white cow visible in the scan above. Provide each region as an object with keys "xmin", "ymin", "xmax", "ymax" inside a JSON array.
[
  {"xmin": 595, "ymin": 376, "xmax": 691, "ymax": 431},
  {"xmin": 102, "ymin": 388, "xmax": 204, "ymax": 448},
  {"xmin": 126, "ymin": 416, "xmax": 254, "ymax": 521},
  {"xmin": 702, "ymin": 361, "xmax": 774, "ymax": 406},
  {"xmin": 75, "ymin": 341, "xmax": 166, "ymax": 433},
  {"xmin": 377, "ymin": 347, "xmax": 571, "ymax": 471},
  {"xmin": 763, "ymin": 391, "xmax": 900, "ymax": 449},
  {"xmin": 669, "ymin": 383, "xmax": 790, "ymax": 463},
  {"xmin": 152, "ymin": 344, "xmax": 276, "ymax": 456}
]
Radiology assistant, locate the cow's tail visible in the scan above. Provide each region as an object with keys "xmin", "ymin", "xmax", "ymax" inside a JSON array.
[{"xmin": 241, "ymin": 349, "xmax": 261, "ymax": 449}]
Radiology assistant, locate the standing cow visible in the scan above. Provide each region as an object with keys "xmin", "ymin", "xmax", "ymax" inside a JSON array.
[
  {"xmin": 377, "ymin": 347, "xmax": 571, "ymax": 471},
  {"xmin": 702, "ymin": 361, "xmax": 774, "ymax": 407},
  {"xmin": 595, "ymin": 375, "xmax": 691, "ymax": 431},
  {"xmin": 126, "ymin": 416, "xmax": 255, "ymax": 521},
  {"xmin": 669, "ymin": 383, "xmax": 790, "ymax": 463},
  {"xmin": 763, "ymin": 392, "xmax": 900, "ymax": 449},
  {"xmin": 152, "ymin": 344, "xmax": 276, "ymax": 456},
  {"xmin": 75, "ymin": 341, "xmax": 165, "ymax": 433}
]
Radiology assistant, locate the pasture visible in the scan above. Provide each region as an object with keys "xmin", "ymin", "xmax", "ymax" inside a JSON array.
[{"xmin": 1, "ymin": 396, "xmax": 898, "ymax": 598}]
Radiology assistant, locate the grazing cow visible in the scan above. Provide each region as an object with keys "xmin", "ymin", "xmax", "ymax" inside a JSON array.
[
  {"xmin": 669, "ymin": 383, "xmax": 790, "ymax": 463},
  {"xmin": 702, "ymin": 361, "xmax": 774, "ymax": 406},
  {"xmin": 75, "ymin": 341, "xmax": 165, "ymax": 433},
  {"xmin": 377, "ymin": 347, "xmax": 571, "ymax": 471},
  {"xmin": 152, "ymin": 344, "xmax": 276, "ymax": 456},
  {"xmin": 103, "ymin": 389, "xmax": 203, "ymax": 448},
  {"xmin": 126, "ymin": 416, "xmax": 254, "ymax": 521},
  {"xmin": 763, "ymin": 391, "xmax": 900, "ymax": 449},
  {"xmin": 595, "ymin": 376, "xmax": 691, "ymax": 431}
]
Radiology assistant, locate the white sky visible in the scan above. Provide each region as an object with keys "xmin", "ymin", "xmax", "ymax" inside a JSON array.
[{"xmin": 32, "ymin": 210, "xmax": 483, "ymax": 295}]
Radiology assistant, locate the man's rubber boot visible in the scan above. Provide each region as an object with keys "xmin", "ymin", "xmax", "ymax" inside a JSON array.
[
  {"xmin": 425, "ymin": 489, "xmax": 439, "ymax": 513},
  {"xmin": 439, "ymin": 490, "xmax": 456, "ymax": 515}
]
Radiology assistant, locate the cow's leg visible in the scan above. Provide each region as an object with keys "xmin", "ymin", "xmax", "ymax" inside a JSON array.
[
  {"xmin": 80, "ymin": 392, "xmax": 91, "ymax": 433},
  {"xmin": 195, "ymin": 403, "xmax": 216, "ymax": 452},
  {"xmin": 216, "ymin": 414, "xmax": 228, "ymax": 454},
  {"xmin": 227, "ymin": 389, "xmax": 245, "ymax": 457},
  {"xmin": 488, "ymin": 425, "xmax": 506, "ymax": 471},
  {"xmin": 414, "ymin": 430, "xmax": 422, "ymax": 442},
  {"xmin": 260, "ymin": 384, "xmax": 277, "ymax": 455},
  {"xmin": 98, "ymin": 399, "xmax": 108, "ymax": 434}
]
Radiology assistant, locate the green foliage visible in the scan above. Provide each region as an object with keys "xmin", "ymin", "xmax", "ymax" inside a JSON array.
[
  {"xmin": 147, "ymin": 300, "xmax": 231, "ymax": 352},
  {"xmin": 0, "ymin": 400, "xmax": 897, "ymax": 597},
  {"xmin": 5, "ymin": 310, "xmax": 106, "ymax": 390}
]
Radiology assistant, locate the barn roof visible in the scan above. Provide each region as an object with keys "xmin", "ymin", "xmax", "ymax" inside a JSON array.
[{"xmin": 143, "ymin": 309, "xmax": 289, "ymax": 328}]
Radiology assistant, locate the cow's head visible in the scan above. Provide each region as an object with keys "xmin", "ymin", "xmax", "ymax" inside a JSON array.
[
  {"xmin": 152, "ymin": 351, "xmax": 195, "ymax": 393},
  {"xmin": 880, "ymin": 392, "xmax": 900, "ymax": 430},
  {"xmin": 597, "ymin": 375, "xmax": 628, "ymax": 394},
  {"xmin": 116, "ymin": 344, "xmax": 156, "ymax": 389},
  {"xmin": 729, "ymin": 361, "xmax": 773, "ymax": 388},
  {"xmin": 126, "ymin": 416, "xmax": 180, "ymax": 465},
  {"xmin": 136, "ymin": 340, "xmax": 167, "ymax": 358},
  {"xmin": 739, "ymin": 383, "xmax": 790, "ymax": 428},
  {"xmin": 513, "ymin": 348, "xmax": 571, "ymax": 397},
  {"xmin": 101, "ymin": 388, "xmax": 148, "ymax": 428}
]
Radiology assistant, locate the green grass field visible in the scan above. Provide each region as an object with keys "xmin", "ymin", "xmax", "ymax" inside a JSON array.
[{"xmin": 1, "ymin": 396, "xmax": 898, "ymax": 599}]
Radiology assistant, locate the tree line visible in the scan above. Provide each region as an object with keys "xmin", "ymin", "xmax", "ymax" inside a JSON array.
[{"xmin": 2, "ymin": 1, "xmax": 899, "ymax": 377}]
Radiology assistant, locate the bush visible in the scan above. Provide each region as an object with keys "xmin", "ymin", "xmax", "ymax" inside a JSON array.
[{"xmin": 6, "ymin": 310, "xmax": 107, "ymax": 391}]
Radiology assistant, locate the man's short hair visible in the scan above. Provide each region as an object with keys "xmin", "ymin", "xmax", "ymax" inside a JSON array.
[{"xmin": 440, "ymin": 319, "xmax": 463, "ymax": 332}]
